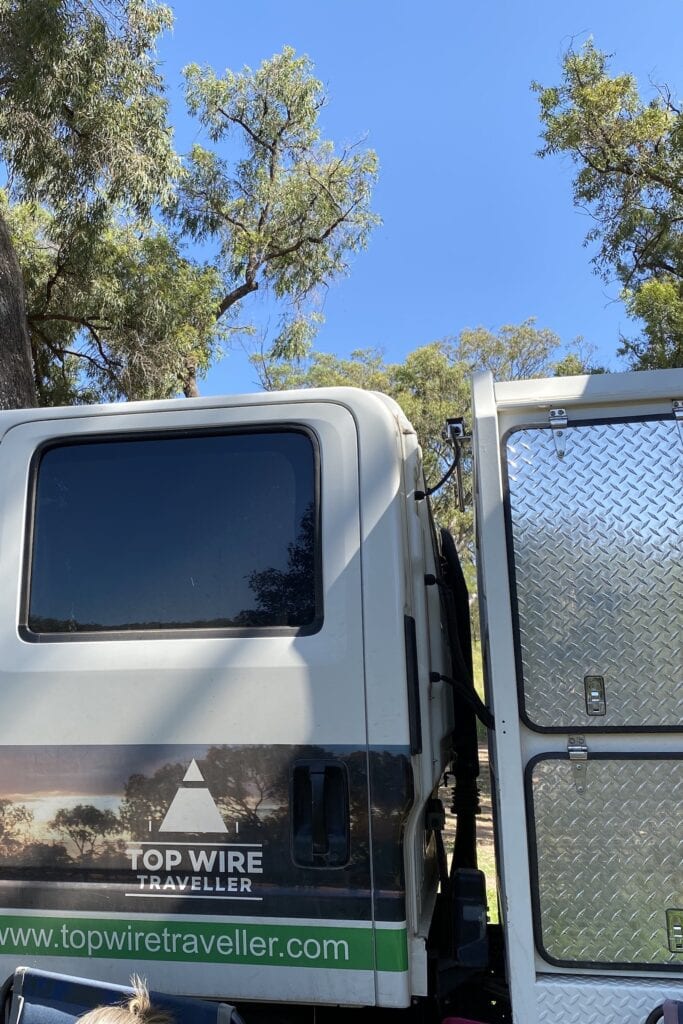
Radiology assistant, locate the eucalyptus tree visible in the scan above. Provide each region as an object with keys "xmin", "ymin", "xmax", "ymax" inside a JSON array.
[
  {"xmin": 0, "ymin": 0, "xmax": 180, "ymax": 405},
  {"xmin": 0, "ymin": 3, "xmax": 378, "ymax": 406},
  {"xmin": 535, "ymin": 42, "xmax": 683, "ymax": 369},
  {"xmin": 176, "ymin": 46, "xmax": 379, "ymax": 395}
]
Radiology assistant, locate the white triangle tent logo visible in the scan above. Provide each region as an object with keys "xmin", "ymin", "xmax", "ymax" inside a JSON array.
[{"xmin": 159, "ymin": 759, "xmax": 228, "ymax": 834}]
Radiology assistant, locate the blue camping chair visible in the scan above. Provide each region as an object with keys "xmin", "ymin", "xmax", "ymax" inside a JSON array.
[{"xmin": 0, "ymin": 968, "xmax": 244, "ymax": 1024}]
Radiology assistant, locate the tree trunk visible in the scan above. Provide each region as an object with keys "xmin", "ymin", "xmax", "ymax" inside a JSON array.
[{"xmin": 0, "ymin": 212, "xmax": 37, "ymax": 409}]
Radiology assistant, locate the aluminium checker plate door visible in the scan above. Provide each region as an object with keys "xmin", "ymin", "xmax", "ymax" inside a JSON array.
[
  {"xmin": 505, "ymin": 415, "xmax": 683, "ymax": 732},
  {"xmin": 505, "ymin": 412, "xmax": 683, "ymax": 970},
  {"xmin": 527, "ymin": 754, "xmax": 683, "ymax": 969},
  {"xmin": 0, "ymin": 400, "xmax": 378, "ymax": 1005}
]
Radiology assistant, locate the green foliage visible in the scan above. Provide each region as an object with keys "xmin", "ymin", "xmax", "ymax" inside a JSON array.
[
  {"xmin": 621, "ymin": 277, "xmax": 683, "ymax": 369},
  {"xmin": 0, "ymin": 0, "xmax": 193, "ymax": 403},
  {"xmin": 0, "ymin": 0, "xmax": 177, "ymax": 217},
  {"xmin": 0, "ymin": 10, "xmax": 378, "ymax": 405},
  {"xmin": 176, "ymin": 46, "xmax": 379, "ymax": 359},
  {"xmin": 5, "ymin": 193, "xmax": 223, "ymax": 402},
  {"xmin": 261, "ymin": 346, "xmax": 389, "ymax": 391},
  {"xmin": 458, "ymin": 321, "xmax": 564, "ymax": 379},
  {"xmin": 535, "ymin": 41, "xmax": 683, "ymax": 369}
]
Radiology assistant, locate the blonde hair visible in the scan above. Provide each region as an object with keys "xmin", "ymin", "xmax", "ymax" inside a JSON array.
[{"xmin": 78, "ymin": 977, "xmax": 173, "ymax": 1024}]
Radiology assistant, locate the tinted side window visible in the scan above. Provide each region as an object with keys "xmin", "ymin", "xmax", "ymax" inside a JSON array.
[{"xmin": 27, "ymin": 429, "xmax": 320, "ymax": 635}]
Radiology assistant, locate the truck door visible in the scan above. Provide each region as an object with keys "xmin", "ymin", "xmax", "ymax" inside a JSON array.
[
  {"xmin": 0, "ymin": 397, "xmax": 376, "ymax": 1006},
  {"xmin": 474, "ymin": 369, "xmax": 683, "ymax": 1024}
]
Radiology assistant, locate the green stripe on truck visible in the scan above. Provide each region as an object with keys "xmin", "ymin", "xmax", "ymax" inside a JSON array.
[{"xmin": 0, "ymin": 915, "xmax": 409, "ymax": 972}]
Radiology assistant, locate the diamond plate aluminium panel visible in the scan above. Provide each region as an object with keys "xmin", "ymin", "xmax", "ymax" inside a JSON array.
[
  {"xmin": 536, "ymin": 976, "xmax": 683, "ymax": 1024},
  {"xmin": 529, "ymin": 756, "xmax": 683, "ymax": 968},
  {"xmin": 505, "ymin": 417, "xmax": 683, "ymax": 730}
]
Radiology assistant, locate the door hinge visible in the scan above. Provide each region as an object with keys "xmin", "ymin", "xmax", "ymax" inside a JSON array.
[
  {"xmin": 568, "ymin": 735, "xmax": 588, "ymax": 793},
  {"xmin": 549, "ymin": 407, "xmax": 568, "ymax": 459}
]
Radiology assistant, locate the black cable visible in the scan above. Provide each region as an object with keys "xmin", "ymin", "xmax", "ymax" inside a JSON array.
[
  {"xmin": 431, "ymin": 671, "xmax": 495, "ymax": 730},
  {"xmin": 425, "ymin": 445, "xmax": 460, "ymax": 497}
]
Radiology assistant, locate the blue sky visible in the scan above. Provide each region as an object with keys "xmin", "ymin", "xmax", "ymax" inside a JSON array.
[{"xmin": 156, "ymin": 1, "xmax": 683, "ymax": 395}]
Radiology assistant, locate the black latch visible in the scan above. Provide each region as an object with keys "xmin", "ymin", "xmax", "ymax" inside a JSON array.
[{"xmin": 291, "ymin": 760, "xmax": 349, "ymax": 868}]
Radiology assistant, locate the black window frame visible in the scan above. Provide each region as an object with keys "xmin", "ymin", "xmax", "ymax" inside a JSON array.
[{"xmin": 20, "ymin": 424, "xmax": 323, "ymax": 643}]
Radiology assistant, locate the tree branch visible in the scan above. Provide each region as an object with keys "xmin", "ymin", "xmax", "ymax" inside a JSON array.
[
  {"xmin": 38, "ymin": 330, "xmax": 122, "ymax": 390},
  {"xmin": 265, "ymin": 200, "xmax": 360, "ymax": 263},
  {"xmin": 216, "ymin": 277, "xmax": 259, "ymax": 320},
  {"xmin": 216, "ymin": 105, "xmax": 275, "ymax": 154},
  {"xmin": 624, "ymin": 217, "xmax": 683, "ymax": 285}
]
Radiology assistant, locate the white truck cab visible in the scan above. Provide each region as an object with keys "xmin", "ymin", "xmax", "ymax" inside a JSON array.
[{"xmin": 0, "ymin": 388, "xmax": 457, "ymax": 1014}]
